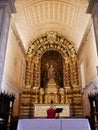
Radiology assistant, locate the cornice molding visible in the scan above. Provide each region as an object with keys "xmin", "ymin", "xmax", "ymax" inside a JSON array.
[
  {"xmin": 77, "ymin": 18, "xmax": 92, "ymax": 62},
  {"xmin": 11, "ymin": 22, "xmax": 26, "ymax": 56}
]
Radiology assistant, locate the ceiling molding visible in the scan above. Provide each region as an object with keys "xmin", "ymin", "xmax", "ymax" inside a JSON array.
[{"xmin": 14, "ymin": 0, "xmax": 91, "ymax": 51}]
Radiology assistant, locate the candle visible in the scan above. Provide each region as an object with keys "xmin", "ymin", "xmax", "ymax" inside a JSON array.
[
  {"xmin": 10, "ymin": 101, "xmax": 12, "ymax": 107},
  {"xmin": 93, "ymin": 101, "xmax": 95, "ymax": 107},
  {"xmin": 8, "ymin": 115, "xmax": 11, "ymax": 123}
]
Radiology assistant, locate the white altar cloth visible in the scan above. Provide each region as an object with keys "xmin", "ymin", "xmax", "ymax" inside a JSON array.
[
  {"xmin": 17, "ymin": 118, "xmax": 91, "ymax": 130},
  {"xmin": 61, "ymin": 119, "xmax": 91, "ymax": 130},
  {"xmin": 17, "ymin": 119, "xmax": 61, "ymax": 130}
]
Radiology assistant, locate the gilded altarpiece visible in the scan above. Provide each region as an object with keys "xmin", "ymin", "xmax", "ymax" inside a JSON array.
[{"xmin": 20, "ymin": 32, "xmax": 83, "ymax": 118}]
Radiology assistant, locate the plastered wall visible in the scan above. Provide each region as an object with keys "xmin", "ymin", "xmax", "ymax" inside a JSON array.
[
  {"xmin": 1, "ymin": 25, "xmax": 25, "ymax": 116},
  {"xmin": 80, "ymin": 25, "xmax": 98, "ymax": 116}
]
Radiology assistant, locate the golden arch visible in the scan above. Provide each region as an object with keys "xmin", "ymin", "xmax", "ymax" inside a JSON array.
[
  {"xmin": 25, "ymin": 31, "xmax": 79, "ymax": 89},
  {"xmin": 27, "ymin": 31, "xmax": 77, "ymax": 59}
]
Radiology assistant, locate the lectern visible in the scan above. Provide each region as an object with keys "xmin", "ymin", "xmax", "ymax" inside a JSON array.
[{"xmin": 55, "ymin": 108, "xmax": 63, "ymax": 118}]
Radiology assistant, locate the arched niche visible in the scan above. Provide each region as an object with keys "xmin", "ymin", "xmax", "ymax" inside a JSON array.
[{"xmin": 40, "ymin": 50, "xmax": 63, "ymax": 88}]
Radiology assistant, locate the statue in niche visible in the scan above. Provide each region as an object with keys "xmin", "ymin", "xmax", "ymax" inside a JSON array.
[
  {"xmin": 40, "ymin": 50, "xmax": 63, "ymax": 88},
  {"xmin": 46, "ymin": 61, "xmax": 62, "ymax": 87},
  {"xmin": 47, "ymin": 63, "xmax": 55, "ymax": 80}
]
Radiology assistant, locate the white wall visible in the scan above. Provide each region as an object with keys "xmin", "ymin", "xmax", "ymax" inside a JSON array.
[
  {"xmin": 80, "ymin": 24, "xmax": 98, "ymax": 116},
  {"xmin": 80, "ymin": 62, "xmax": 86, "ymax": 88},
  {"xmin": 1, "ymin": 24, "xmax": 25, "ymax": 116}
]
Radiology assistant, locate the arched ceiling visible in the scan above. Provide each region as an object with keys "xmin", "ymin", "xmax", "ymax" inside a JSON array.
[{"xmin": 12, "ymin": 0, "xmax": 91, "ymax": 52}]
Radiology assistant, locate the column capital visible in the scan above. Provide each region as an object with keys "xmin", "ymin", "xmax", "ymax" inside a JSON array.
[
  {"xmin": 87, "ymin": 0, "xmax": 98, "ymax": 14},
  {"xmin": 0, "ymin": 0, "xmax": 16, "ymax": 13}
]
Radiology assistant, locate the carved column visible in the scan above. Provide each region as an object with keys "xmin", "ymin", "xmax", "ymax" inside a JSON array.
[
  {"xmin": 87, "ymin": 0, "xmax": 98, "ymax": 56},
  {"xmin": 59, "ymin": 88, "xmax": 65, "ymax": 104},
  {"xmin": 39, "ymin": 88, "xmax": 44, "ymax": 104},
  {"xmin": 0, "ymin": 0, "xmax": 16, "ymax": 91},
  {"xmin": 25, "ymin": 55, "xmax": 33, "ymax": 88}
]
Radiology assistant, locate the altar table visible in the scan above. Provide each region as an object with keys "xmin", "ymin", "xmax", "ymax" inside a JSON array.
[{"xmin": 17, "ymin": 118, "xmax": 91, "ymax": 130}]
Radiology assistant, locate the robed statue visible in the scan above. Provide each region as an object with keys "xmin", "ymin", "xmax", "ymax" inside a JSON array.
[{"xmin": 48, "ymin": 64, "xmax": 55, "ymax": 80}]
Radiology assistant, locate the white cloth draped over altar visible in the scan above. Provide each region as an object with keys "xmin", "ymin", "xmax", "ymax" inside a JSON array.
[{"xmin": 17, "ymin": 119, "xmax": 91, "ymax": 130}]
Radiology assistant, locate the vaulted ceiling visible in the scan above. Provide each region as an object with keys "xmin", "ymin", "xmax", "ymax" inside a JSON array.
[{"xmin": 12, "ymin": 0, "xmax": 91, "ymax": 52}]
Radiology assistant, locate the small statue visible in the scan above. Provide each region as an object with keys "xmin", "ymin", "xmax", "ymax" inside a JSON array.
[{"xmin": 48, "ymin": 64, "xmax": 55, "ymax": 80}]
